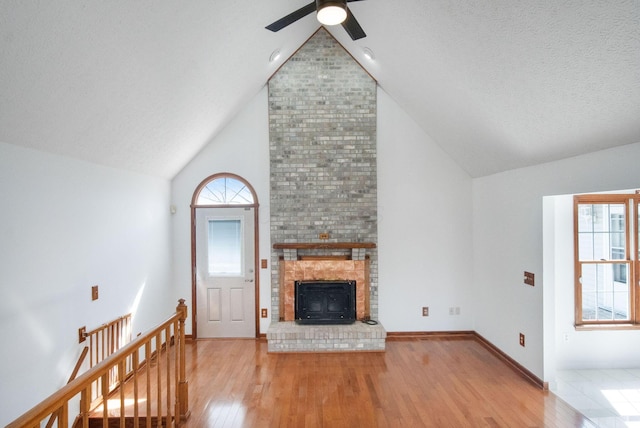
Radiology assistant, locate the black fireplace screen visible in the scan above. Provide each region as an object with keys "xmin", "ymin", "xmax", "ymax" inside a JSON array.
[{"xmin": 295, "ymin": 280, "xmax": 356, "ymax": 324}]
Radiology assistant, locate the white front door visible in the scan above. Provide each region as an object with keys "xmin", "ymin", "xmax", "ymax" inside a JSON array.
[{"xmin": 195, "ymin": 207, "xmax": 255, "ymax": 338}]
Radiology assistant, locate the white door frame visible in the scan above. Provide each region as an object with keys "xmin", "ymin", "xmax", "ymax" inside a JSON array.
[{"xmin": 190, "ymin": 173, "xmax": 260, "ymax": 339}]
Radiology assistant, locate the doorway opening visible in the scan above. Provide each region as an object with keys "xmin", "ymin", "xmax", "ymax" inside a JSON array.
[{"xmin": 191, "ymin": 173, "xmax": 259, "ymax": 338}]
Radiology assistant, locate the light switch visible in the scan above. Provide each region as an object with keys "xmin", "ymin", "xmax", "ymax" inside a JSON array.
[{"xmin": 524, "ymin": 272, "xmax": 535, "ymax": 286}]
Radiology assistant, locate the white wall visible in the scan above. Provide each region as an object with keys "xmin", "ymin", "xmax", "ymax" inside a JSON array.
[
  {"xmin": 377, "ymin": 88, "xmax": 473, "ymax": 331},
  {"xmin": 473, "ymin": 141, "xmax": 640, "ymax": 381},
  {"xmin": 0, "ymin": 143, "xmax": 172, "ymax": 426},
  {"xmin": 171, "ymin": 86, "xmax": 475, "ymax": 335},
  {"xmin": 170, "ymin": 86, "xmax": 271, "ymax": 335}
]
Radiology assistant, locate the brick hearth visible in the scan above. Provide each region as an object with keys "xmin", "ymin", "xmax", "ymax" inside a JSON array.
[{"xmin": 266, "ymin": 321, "xmax": 386, "ymax": 352}]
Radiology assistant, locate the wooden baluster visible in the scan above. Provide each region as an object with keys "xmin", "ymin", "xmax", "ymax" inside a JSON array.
[
  {"xmin": 173, "ymin": 320, "xmax": 179, "ymax": 425},
  {"xmin": 176, "ymin": 299, "xmax": 189, "ymax": 424},
  {"xmin": 156, "ymin": 332, "xmax": 162, "ymax": 428},
  {"xmin": 57, "ymin": 405, "xmax": 68, "ymax": 428},
  {"xmin": 119, "ymin": 360, "xmax": 125, "ymax": 428},
  {"xmin": 116, "ymin": 319, "xmax": 121, "ymax": 354},
  {"xmin": 101, "ymin": 329, "xmax": 107, "ymax": 398},
  {"xmin": 90, "ymin": 332, "xmax": 96, "ymax": 402},
  {"xmin": 101, "ymin": 328, "xmax": 106, "ymax": 365},
  {"xmin": 126, "ymin": 317, "xmax": 132, "ymax": 375},
  {"xmin": 93, "ymin": 331, "xmax": 100, "ymax": 402},
  {"xmin": 89, "ymin": 334, "xmax": 94, "ymax": 368},
  {"xmin": 133, "ymin": 349, "xmax": 139, "ymax": 428},
  {"xmin": 145, "ymin": 341, "xmax": 152, "ymax": 428},
  {"xmin": 109, "ymin": 324, "xmax": 114, "ymax": 356},
  {"xmin": 80, "ymin": 386, "xmax": 90, "ymax": 428},
  {"xmin": 165, "ymin": 325, "xmax": 172, "ymax": 427},
  {"xmin": 109, "ymin": 325, "xmax": 115, "ymax": 389},
  {"xmin": 101, "ymin": 373, "xmax": 109, "ymax": 428}
]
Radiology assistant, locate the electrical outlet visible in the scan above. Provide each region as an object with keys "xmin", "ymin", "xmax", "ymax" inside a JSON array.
[
  {"xmin": 455, "ymin": 307, "xmax": 460, "ymax": 315},
  {"xmin": 519, "ymin": 333, "xmax": 525, "ymax": 347},
  {"xmin": 422, "ymin": 307, "xmax": 429, "ymax": 316},
  {"xmin": 319, "ymin": 233, "xmax": 329, "ymax": 240},
  {"xmin": 449, "ymin": 307, "xmax": 454, "ymax": 315},
  {"xmin": 261, "ymin": 308, "xmax": 268, "ymax": 318},
  {"xmin": 91, "ymin": 285, "xmax": 99, "ymax": 301},
  {"xmin": 78, "ymin": 326, "xmax": 86, "ymax": 343},
  {"xmin": 261, "ymin": 259, "xmax": 268, "ymax": 269}
]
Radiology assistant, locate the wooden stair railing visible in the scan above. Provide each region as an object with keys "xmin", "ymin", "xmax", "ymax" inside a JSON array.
[
  {"xmin": 82, "ymin": 313, "xmax": 132, "ymax": 366},
  {"xmin": 7, "ymin": 300, "xmax": 189, "ymax": 428},
  {"xmin": 81, "ymin": 313, "xmax": 133, "ymax": 408}
]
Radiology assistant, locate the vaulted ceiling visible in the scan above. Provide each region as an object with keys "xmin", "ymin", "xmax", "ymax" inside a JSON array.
[{"xmin": 1, "ymin": 1, "xmax": 638, "ymax": 178}]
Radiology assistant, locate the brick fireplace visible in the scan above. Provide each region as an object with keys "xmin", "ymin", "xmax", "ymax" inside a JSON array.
[
  {"xmin": 266, "ymin": 30, "xmax": 384, "ymax": 352},
  {"xmin": 275, "ymin": 243, "xmax": 374, "ymax": 322},
  {"xmin": 267, "ymin": 242, "xmax": 385, "ymax": 352}
]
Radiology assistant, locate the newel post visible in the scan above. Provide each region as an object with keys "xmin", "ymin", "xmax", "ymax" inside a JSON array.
[{"xmin": 176, "ymin": 299, "xmax": 190, "ymax": 423}]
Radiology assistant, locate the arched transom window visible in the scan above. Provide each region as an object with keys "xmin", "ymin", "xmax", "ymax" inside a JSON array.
[{"xmin": 195, "ymin": 176, "xmax": 254, "ymax": 205}]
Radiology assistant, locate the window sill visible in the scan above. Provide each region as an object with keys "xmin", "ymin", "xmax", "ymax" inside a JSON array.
[{"xmin": 575, "ymin": 324, "xmax": 640, "ymax": 331}]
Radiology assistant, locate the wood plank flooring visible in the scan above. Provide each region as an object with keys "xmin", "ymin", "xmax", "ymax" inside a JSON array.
[{"xmin": 182, "ymin": 337, "xmax": 594, "ymax": 427}]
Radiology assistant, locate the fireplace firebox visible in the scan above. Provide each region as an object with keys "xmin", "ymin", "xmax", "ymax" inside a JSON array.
[{"xmin": 295, "ymin": 280, "xmax": 356, "ymax": 324}]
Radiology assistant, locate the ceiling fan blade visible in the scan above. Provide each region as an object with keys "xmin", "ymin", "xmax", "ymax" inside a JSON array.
[
  {"xmin": 341, "ymin": 8, "xmax": 366, "ymax": 40},
  {"xmin": 266, "ymin": 1, "xmax": 317, "ymax": 32}
]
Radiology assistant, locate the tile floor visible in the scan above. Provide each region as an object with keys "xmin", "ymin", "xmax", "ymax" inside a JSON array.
[{"xmin": 553, "ymin": 369, "xmax": 640, "ymax": 427}]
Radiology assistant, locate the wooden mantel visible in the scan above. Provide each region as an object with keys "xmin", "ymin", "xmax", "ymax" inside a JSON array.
[{"xmin": 273, "ymin": 242, "xmax": 376, "ymax": 250}]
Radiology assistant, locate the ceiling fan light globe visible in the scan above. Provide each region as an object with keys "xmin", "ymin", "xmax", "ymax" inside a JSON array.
[{"xmin": 317, "ymin": 3, "xmax": 347, "ymax": 26}]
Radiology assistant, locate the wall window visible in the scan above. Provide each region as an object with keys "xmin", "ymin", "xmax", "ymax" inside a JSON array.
[
  {"xmin": 196, "ymin": 176, "xmax": 254, "ymax": 205},
  {"xmin": 574, "ymin": 193, "xmax": 639, "ymax": 327}
]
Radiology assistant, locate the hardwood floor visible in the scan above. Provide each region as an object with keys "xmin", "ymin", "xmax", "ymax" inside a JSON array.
[{"xmin": 182, "ymin": 337, "xmax": 594, "ymax": 427}]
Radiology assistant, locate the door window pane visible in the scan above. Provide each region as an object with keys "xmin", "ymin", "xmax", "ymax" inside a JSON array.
[{"xmin": 208, "ymin": 219, "xmax": 243, "ymax": 275}]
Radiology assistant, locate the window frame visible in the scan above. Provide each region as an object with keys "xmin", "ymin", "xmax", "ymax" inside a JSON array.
[{"xmin": 573, "ymin": 193, "xmax": 639, "ymax": 328}]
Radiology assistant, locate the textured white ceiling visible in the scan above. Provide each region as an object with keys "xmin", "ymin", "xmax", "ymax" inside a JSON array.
[{"xmin": 1, "ymin": 0, "xmax": 639, "ymax": 178}]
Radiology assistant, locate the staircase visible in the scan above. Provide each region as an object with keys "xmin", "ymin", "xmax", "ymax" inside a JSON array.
[{"xmin": 6, "ymin": 300, "xmax": 190, "ymax": 428}]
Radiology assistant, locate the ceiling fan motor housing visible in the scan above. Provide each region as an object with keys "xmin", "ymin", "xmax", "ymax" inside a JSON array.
[{"xmin": 316, "ymin": 0, "xmax": 348, "ymax": 25}]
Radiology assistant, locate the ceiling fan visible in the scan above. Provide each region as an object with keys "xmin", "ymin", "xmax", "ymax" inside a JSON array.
[{"xmin": 266, "ymin": 0, "xmax": 367, "ymax": 40}]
